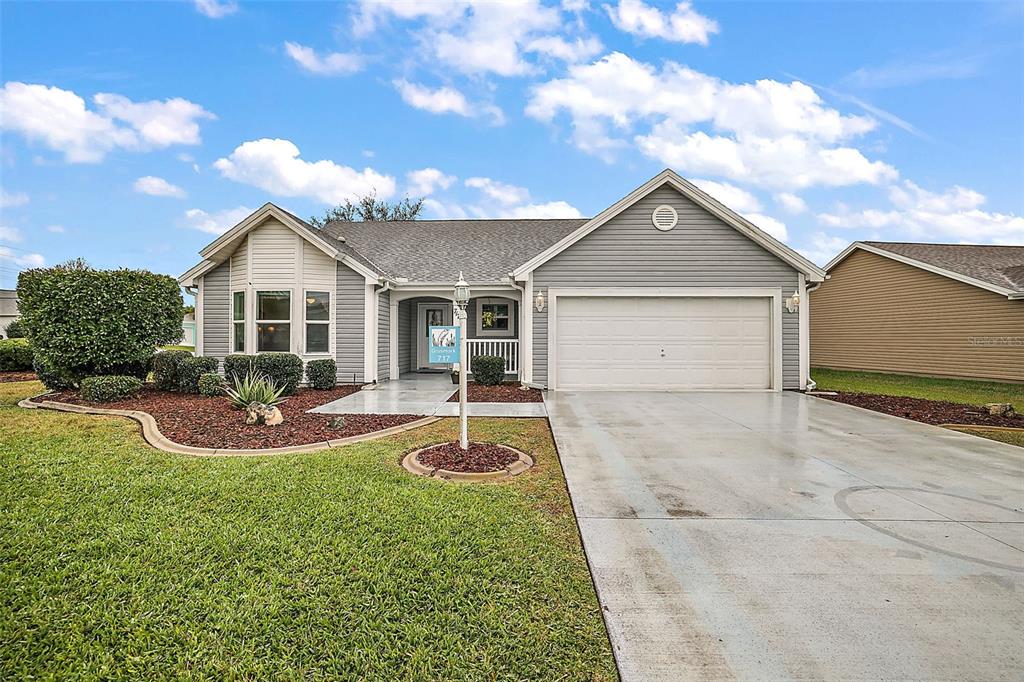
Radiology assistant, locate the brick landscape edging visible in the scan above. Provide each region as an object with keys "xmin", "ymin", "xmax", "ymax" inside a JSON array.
[
  {"xmin": 18, "ymin": 395, "xmax": 441, "ymax": 457},
  {"xmin": 401, "ymin": 444, "xmax": 534, "ymax": 482}
]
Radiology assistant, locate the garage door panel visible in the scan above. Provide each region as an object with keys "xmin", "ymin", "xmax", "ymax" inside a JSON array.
[{"xmin": 554, "ymin": 296, "xmax": 773, "ymax": 390}]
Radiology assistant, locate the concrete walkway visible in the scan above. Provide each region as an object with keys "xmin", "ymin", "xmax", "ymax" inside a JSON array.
[
  {"xmin": 310, "ymin": 373, "xmax": 547, "ymax": 417},
  {"xmin": 546, "ymin": 390, "xmax": 1024, "ymax": 681}
]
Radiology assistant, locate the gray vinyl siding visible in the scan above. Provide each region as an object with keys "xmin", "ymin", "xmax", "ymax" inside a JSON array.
[
  {"xmin": 466, "ymin": 297, "xmax": 518, "ymax": 339},
  {"xmin": 336, "ymin": 263, "xmax": 365, "ymax": 383},
  {"xmin": 398, "ymin": 299, "xmax": 413, "ymax": 374},
  {"xmin": 532, "ymin": 184, "xmax": 801, "ymax": 389},
  {"xmin": 377, "ymin": 290, "xmax": 390, "ymax": 381},
  {"xmin": 201, "ymin": 262, "xmax": 230, "ymax": 362}
]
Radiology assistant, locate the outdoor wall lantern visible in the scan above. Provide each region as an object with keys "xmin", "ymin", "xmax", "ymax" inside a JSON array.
[
  {"xmin": 785, "ymin": 288, "xmax": 800, "ymax": 313},
  {"xmin": 534, "ymin": 288, "xmax": 546, "ymax": 312}
]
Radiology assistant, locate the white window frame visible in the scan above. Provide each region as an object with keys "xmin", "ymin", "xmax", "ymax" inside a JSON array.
[
  {"xmin": 255, "ymin": 289, "xmax": 293, "ymax": 353},
  {"xmin": 303, "ymin": 289, "xmax": 332, "ymax": 355},
  {"xmin": 231, "ymin": 290, "xmax": 246, "ymax": 354},
  {"xmin": 475, "ymin": 297, "xmax": 514, "ymax": 338}
]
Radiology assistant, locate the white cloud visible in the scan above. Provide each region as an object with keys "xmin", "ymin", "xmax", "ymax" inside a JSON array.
[
  {"xmin": 816, "ymin": 181, "xmax": 1024, "ymax": 244},
  {"xmin": 774, "ymin": 192, "xmax": 807, "ymax": 214},
  {"xmin": 214, "ymin": 138, "xmax": 396, "ymax": 204},
  {"xmin": 692, "ymin": 179, "xmax": 761, "ymax": 213},
  {"xmin": 1, "ymin": 189, "xmax": 29, "ymax": 208},
  {"xmin": 195, "ymin": 0, "xmax": 238, "ymax": 19},
  {"xmin": 133, "ymin": 176, "xmax": 187, "ymax": 198},
  {"xmin": 184, "ymin": 205, "xmax": 253, "ymax": 235},
  {"xmin": 798, "ymin": 232, "xmax": 849, "ymax": 266},
  {"xmin": 743, "ymin": 213, "xmax": 788, "ymax": 241},
  {"xmin": 504, "ymin": 201, "xmax": 583, "ymax": 218},
  {"xmin": 393, "ymin": 79, "xmax": 470, "ymax": 116},
  {"xmin": 0, "ymin": 82, "xmax": 214, "ymax": 163},
  {"xmin": 526, "ymin": 52, "xmax": 894, "ymax": 189},
  {"xmin": 0, "ymin": 246, "xmax": 44, "ymax": 268},
  {"xmin": 406, "ymin": 168, "xmax": 456, "ymax": 196},
  {"xmin": 465, "ymin": 177, "xmax": 531, "ymax": 205},
  {"xmin": 606, "ymin": 0, "xmax": 719, "ymax": 45},
  {"xmin": 525, "ymin": 35, "xmax": 603, "ymax": 63},
  {"xmin": 283, "ymin": 42, "xmax": 364, "ymax": 76},
  {"xmin": 46, "ymin": 225, "xmax": 65, "ymax": 234},
  {"xmin": 0, "ymin": 225, "xmax": 23, "ymax": 243}
]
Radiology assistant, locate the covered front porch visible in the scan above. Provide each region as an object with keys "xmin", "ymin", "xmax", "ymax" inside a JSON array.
[{"xmin": 386, "ymin": 286, "xmax": 523, "ymax": 382}]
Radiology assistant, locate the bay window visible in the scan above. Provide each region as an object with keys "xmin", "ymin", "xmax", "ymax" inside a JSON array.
[
  {"xmin": 232, "ymin": 291, "xmax": 245, "ymax": 352},
  {"xmin": 305, "ymin": 290, "xmax": 330, "ymax": 354},
  {"xmin": 256, "ymin": 290, "xmax": 291, "ymax": 352}
]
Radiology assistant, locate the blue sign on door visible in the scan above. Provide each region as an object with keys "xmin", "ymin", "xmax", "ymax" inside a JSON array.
[{"xmin": 429, "ymin": 325, "xmax": 460, "ymax": 364}]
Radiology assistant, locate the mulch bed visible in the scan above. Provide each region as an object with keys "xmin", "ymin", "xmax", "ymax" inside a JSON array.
[
  {"xmin": 34, "ymin": 385, "xmax": 423, "ymax": 450},
  {"xmin": 447, "ymin": 382, "xmax": 544, "ymax": 403},
  {"xmin": 0, "ymin": 371, "xmax": 38, "ymax": 383},
  {"xmin": 817, "ymin": 392, "xmax": 1023, "ymax": 428},
  {"xmin": 416, "ymin": 441, "xmax": 520, "ymax": 473}
]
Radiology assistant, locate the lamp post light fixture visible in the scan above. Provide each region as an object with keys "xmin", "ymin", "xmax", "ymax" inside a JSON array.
[{"xmin": 454, "ymin": 272, "xmax": 471, "ymax": 450}]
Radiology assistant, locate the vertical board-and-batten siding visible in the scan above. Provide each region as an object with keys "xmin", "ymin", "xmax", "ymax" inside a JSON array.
[
  {"xmin": 531, "ymin": 184, "xmax": 801, "ymax": 388},
  {"xmin": 811, "ymin": 248, "xmax": 1024, "ymax": 381},
  {"xmin": 202, "ymin": 262, "xmax": 230, "ymax": 360},
  {"xmin": 377, "ymin": 290, "xmax": 391, "ymax": 380},
  {"xmin": 336, "ymin": 262, "xmax": 365, "ymax": 382}
]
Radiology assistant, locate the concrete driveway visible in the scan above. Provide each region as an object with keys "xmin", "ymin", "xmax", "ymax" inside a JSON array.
[{"xmin": 545, "ymin": 390, "xmax": 1024, "ymax": 681}]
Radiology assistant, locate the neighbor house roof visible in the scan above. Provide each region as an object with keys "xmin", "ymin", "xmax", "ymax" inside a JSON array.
[
  {"xmin": 319, "ymin": 218, "xmax": 588, "ymax": 282},
  {"xmin": 826, "ymin": 241, "xmax": 1024, "ymax": 299}
]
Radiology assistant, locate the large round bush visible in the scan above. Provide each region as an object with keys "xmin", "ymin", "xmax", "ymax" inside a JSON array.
[{"xmin": 17, "ymin": 262, "xmax": 182, "ymax": 384}]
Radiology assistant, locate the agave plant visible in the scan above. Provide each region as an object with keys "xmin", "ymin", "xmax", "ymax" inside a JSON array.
[{"xmin": 224, "ymin": 369, "xmax": 287, "ymax": 409}]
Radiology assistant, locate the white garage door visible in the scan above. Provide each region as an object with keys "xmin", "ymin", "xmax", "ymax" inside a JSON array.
[{"xmin": 554, "ymin": 296, "xmax": 772, "ymax": 390}]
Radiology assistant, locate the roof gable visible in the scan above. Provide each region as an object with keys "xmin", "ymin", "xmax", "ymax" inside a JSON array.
[
  {"xmin": 512, "ymin": 169, "xmax": 826, "ymax": 281},
  {"xmin": 826, "ymin": 242, "xmax": 1024, "ymax": 299}
]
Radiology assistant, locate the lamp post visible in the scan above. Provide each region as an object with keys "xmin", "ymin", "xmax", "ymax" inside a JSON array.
[{"xmin": 454, "ymin": 273, "xmax": 471, "ymax": 450}]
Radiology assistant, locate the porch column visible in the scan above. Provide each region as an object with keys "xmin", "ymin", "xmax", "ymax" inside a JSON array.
[{"xmin": 389, "ymin": 298, "xmax": 399, "ymax": 380}]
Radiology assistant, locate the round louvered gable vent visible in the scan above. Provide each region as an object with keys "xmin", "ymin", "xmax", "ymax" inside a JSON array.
[{"xmin": 652, "ymin": 204, "xmax": 678, "ymax": 231}]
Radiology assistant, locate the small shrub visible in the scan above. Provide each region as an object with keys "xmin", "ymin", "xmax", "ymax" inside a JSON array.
[
  {"xmin": 4, "ymin": 319, "xmax": 25, "ymax": 338},
  {"xmin": 254, "ymin": 353, "xmax": 303, "ymax": 395},
  {"xmin": 223, "ymin": 354, "xmax": 256, "ymax": 383},
  {"xmin": 178, "ymin": 356, "xmax": 219, "ymax": 393},
  {"xmin": 153, "ymin": 350, "xmax": 192, "ymax": 390},
  {"xmin": 198, "ymin": 372, "xmax": 224, "ymax": 397},
  {"xmin": 80, "ymin": 375, "xmax": 142, "ymax": 403},
  {"xmin": 224, "ymin": 370, "xmax": 287, "ymax": 409},
  {"xmin": 471, "ymin": 355, "xmax": 506, "ymax": 386},
  {"xmin": 33, "ymin": 355, "xmax": 78, "ymax": 390},
  {"xmin": 0, "ymin": 339, "xmax": 34, "ymax": 371},
  {"xmin": 306, "ymin": 358, "xmax": 336, "ymax": 389}
]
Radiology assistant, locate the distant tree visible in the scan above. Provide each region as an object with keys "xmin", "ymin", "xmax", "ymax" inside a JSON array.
[{"xmin": 308, "ymin": 192, "xmax": 425, "ymax": 228}]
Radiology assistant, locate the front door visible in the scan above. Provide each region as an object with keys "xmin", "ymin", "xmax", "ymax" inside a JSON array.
[{"xmin": 416, "ymin": 302, "xmax": 453, "ymax": 370}]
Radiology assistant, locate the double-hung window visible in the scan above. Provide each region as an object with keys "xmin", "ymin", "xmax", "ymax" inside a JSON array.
[
  {"xmin": 304, "ymin": 291, "xmax": 330, "ymax": 354},
  {"xmin": 256, "ymin": 290, "xmax": 291, "ymax": 352},
  {"xmin": 475, "ymin": 298, "xmax": 513, "ymax": 337},
  {"xmin": 232, "ymin": 291, "xmax": 245, "ymax": 352}
]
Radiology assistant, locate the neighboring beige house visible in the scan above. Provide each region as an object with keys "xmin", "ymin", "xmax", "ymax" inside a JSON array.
[
  {"xmin": 812, "ymin": 242, "xmax": 1024, "ymax": 382},
  {"xmin": 0, "ymin": 289, "xmax": 19, "ymax": 338}
]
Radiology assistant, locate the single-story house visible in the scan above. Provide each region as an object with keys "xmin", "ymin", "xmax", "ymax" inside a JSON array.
[
  {"xmin": 0, "ymin": 289, "xmax": 19, "ymax": 338},
  {"xmin": 179, "ymin": 169, "xmax": 826, "ymax": 391},
  {"xmin": 812, "ymin": 241, "xmax": 1024, "ymax": 382}
]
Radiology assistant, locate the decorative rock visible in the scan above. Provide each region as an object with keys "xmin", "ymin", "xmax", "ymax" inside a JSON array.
[
  {"xmin": 983, "ymin": 403, "xmax": 1015, "ymax": 417},
  {"xmin": 245, "ymin": 402, "xmax": 284, "ymax": 426},
  {"xmin": 329, "ymin": 415, "xmax": 346, "ymax": 430}
]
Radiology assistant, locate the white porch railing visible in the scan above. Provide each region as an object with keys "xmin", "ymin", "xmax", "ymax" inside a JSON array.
[{"xmin": 466, "ymin": 339, "xmax": 519, "ymax": 376}]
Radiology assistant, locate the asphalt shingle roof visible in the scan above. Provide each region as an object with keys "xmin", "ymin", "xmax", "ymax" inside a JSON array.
[
  {"xmin": 319, "ymin": 218, "xmax": 588, "ymax": 282},
  {"xmin": 862, "ymin": 241, "xmax": 1024, "ymax": 294}
]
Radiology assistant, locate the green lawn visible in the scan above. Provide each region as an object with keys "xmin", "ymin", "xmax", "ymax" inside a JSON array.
[
  {"xmin": 157, "ymin": 344, "xmax": 195, "ymax": 352},
  {"xmin": 811, "ymin": 367, "xmax": 1024, "ymax": 408},
  {"xmin": 0, "ymin": 381, "xmax": 616, "ymax": 680}
]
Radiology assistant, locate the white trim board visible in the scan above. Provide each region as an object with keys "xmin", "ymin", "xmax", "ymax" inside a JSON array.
[
  {"xmin": 825, "ymin": 241, "xmax": 1021, "ymax": 299},
  {"xmin": 513, "ymin": 169, "xmax": 826, "ymax": 282},
  {"xmin": 544, "ymin": 287, "xmax": 783, "ymax": 392}
]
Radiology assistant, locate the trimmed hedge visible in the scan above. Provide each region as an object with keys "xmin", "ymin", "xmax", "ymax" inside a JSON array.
[
  {"xmin": 0, "ymin": 339, "xmax": 34, "ymax": 372},
  {"xmin": 153, "ymin": 350, "xmax": 192, "ymax": 390},
  {"xmin": 198, "ymin": 372, "xmax": 224, "ymax": 397},
  {"xmin": 305, "ymin": 358, "xmax": 336, "ymax": 390},
  {"xmin": 17, "ymin": 261, "xmax": 182, "ymax": 382},
  {"xmin": 80, "ymin": 375, "xmax": 142, "ymax": 403},
  {"xmin": 4, "ymin": 319, "xmax": 25, "ymax": 339},
  {"xmin": 471, "ymin": 355, "xmax": 506, "ymax": 386},
  {"xmin": 223, "ymin": 354, "xmax": 256, "ymax": 383},
  {"xmin": 253, "ymin": 353, "xmax": 303, "ymax": 395},
  {"xmin": 178, "ymin": 356, "xmax": 219, "ymax": 394}
]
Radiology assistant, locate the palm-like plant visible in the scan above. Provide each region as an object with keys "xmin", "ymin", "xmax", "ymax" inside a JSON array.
[{"xmin": 224, "ymin": 370, "xmax": 287, "ymax": 409}]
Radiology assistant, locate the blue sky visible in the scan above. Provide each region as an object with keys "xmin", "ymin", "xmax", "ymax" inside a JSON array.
[{"xmin": 1, "ymin": 0, "xmax": 1021, "ymax": 289}]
